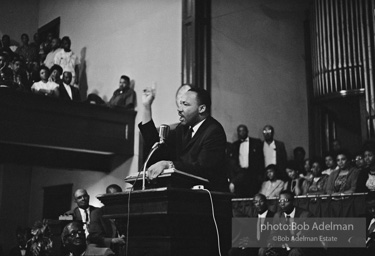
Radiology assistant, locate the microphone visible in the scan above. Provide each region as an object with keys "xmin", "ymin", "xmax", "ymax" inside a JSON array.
[{"xmin": 158, "ymin": 124, "xmax": 170, "ymax": 144}]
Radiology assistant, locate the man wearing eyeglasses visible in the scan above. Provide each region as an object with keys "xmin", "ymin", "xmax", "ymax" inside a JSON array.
[
  {"xmin": 262, "ymin": 125, "xmax": 288, "ymax": 180},
  {"xmin": 61, "ymin": 221, "xmax": 114, "ymax": 256},
  {"xmin": 260, "ymin": 190, "xmax": 314, "ymax": 256}
]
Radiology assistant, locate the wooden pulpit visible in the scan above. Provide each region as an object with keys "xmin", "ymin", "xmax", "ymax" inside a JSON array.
[{"xmin": 97, "ymin": 187, "xmax": 232, "ymax": 256}]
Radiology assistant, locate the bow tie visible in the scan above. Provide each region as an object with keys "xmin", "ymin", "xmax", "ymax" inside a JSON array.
[{"xmin": 241, "ymin": 138, "xmax": 248, "ymax": 143}]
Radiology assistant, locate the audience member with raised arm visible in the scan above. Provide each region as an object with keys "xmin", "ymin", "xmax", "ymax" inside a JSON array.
[
  {"xmin": 283, "ymin": 160, "xmax": 303, "ymax": 196},
  {"xmin": 325, "ymin": 150, "xmax": 359, "ymax": 195},
  {"xmin": 302, "ymin": 158, "xmax": 328, "ymax": 195},
  {"xmin": 259, "ymin": 164, "xmax": 284, "ymax": 198},
  {"xmin": 139, "ymin": 86, "xmax": 228, "ymax": 191},
  {"xmin": 229, "ymin": 124, "xmax": 264, "ymax": 197},
  {"xmin": 30, "ymin": 66, "xmax": 59, "ymax": 97},
  {"xmin": 262, "ymin": 125, "xmax": 287, "ymax": 180}
]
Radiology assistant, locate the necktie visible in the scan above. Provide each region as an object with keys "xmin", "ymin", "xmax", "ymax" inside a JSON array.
[
  {"xmin": 257, "ymin": 218, "xmax": 261, "ymax": 240},
  {"xmin": 185, "ymin": 127, "xmax": 193, "ymax": 143},
  {"xmin": 83, "ymin": 209, "xmax": 88, "ymax": 223}
]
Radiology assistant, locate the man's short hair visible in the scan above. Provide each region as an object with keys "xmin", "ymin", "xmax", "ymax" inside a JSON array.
[
  {"xmin": 237, "ymin": 124, "xmax": 248, "ymax": 131},
  {"xmin": 293, "ymin": 147, "xmax": 305, "ymax": 156},
  {"xmin": 188, "ymin": 87, "xmax": 211, "ymax": 112},
  {"xmin": 120, "ymin": 75, "xmax": 130, "ymax": 84},
  {"xmin": 106, "ymin": 184, "xmax": 122, "ymax": 193},
  {"xmin": 253, "ymin": 193, "xmax": 267, "ymax": 202},
  {"xmin": 279, "ymin": 190, "xmax": 295, "ymax": 201},
  {"xmin": 61, "ymin": 36, "xmax": 71, "ymax": 44},
  {"xmin": 263, "ymin": 125, "xmax": 274, "ymax": 133}
]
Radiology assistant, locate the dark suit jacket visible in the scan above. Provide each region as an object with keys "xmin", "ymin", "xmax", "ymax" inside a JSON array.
[
  {"xmin": 139, "ymin": 116, "xmax": 228, "ymax": 191},
  {"xmin": 58, "ymin": 82, "xmax": 81, "ymax": 101},
  {"xmin": 232, "ymin": 137, "xmax": 264, "ymax": 176},
  {"xmin": 87, "ymin": 207, "xmax": 116, "ymax": 248},
  {"xmin": 68, "ymin": 205, "xmax": 113, "ymax": 247},
  {"xmin": 268, "ymin": 207, "xmax": 314, "ymax": 246},
  {"xmin": 263, "ymin": 140, "xmax": 287, "ymax": 179}
]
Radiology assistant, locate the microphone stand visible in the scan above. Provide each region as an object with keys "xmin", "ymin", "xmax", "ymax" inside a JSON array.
[{"xmin": 142, "ymin": 141, "xmax": 161, "ymax": 190}]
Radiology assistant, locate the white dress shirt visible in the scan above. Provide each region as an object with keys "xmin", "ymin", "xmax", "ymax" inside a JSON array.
[
  {"xmin": 239, "ymin": 137, "xmax": 249, "ymax": 168},
  {"xmin": 263, "ymin": 140, "xmax": 276, "ymax": 167}
]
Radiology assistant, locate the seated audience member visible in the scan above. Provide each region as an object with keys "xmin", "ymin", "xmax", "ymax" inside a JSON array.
[
  {"xmin": 0, "ymin": 35, "xmax": 17, "ymax": 61},
  {"xmin": 0, "ymin": 52, "xmax": 14, "ymax": 87},
  {"xmin": 357, "ymin": 144, "xmax": 375, "ymax": 192},
  {"xmin": 11, "ymin": 57, "xmax": 28, "ymax": 91},
  {"xmin": 48, "ymin": 64, "xmax": 63, "ymax": 83},
  {"xmin": 229, "ymin": 193, "xmax": 274, "ymax": 256},
  {"xmin": 9, "ymin": 227, "xmax": 31, "ymax": 256},
  {"xmin": 283, "ymin": 161, "xmax": 303, "ymax": 196},
  {"xmin": 64, "ymin": 189, "xmax": 125, "ymax": 249},
  {"xmin": 61, "ymin": 222, "xmax": 114, "ymax": 256},
  {"xmin": 355, "ymin": 152, "xmax": 366, "ymax": 170},
  {"xmin": 259, "ymin": 164, "xmax": 284, "ymax": 198},
  {"xmin": 302, "ymin": 158, "xmax": 328, "ymax": 195},
  {"xmin": 44, "ymin": 37, "xmax": 61, "ymax": 69},
  {"xmin": 293, "ymin": 147, "xmax": 306, "ymax": 175},
  {"xmin": 259, "ymin": 190, "xmax": 316, "ymax": 256},
  {"xmin": 88, "ymin": 186, "xmax": 125, "ymax": 251},
  {"xmin": 364, "ymin": 192, "xmax": 375, "ymax": 252},
  {"xmin": 31, "ymin": 66, "xmax": 59, "ymax": 97},
  {"xmin": 325, "ymin": 150, "xmax": 360, "ymax": 195},
  {"xmin": 322, "ymin": 152, "xmax": 338, "ymax": 176},
  {"xmin": 302, "ymin": 158, "xmax": 313, "ymax": 179},
  {"xmin": 107, "ymin": 75, "xmax": 136, "ymax": 110},
  {"xmin": 59, "ymin": 71, "xmax": 81, "ymax": 101}
]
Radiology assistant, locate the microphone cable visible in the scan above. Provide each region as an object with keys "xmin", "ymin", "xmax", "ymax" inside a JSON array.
[
  {"xmin": 201, "ymin": 188, "xmax": 222, "ymax": 256},
  {"xmin": 125, "ymin": 163, "xmax": 144, "ymax": 256}
]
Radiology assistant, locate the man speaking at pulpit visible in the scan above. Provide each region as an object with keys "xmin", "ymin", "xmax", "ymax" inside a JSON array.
[{"xmin": 139, "ymin": 86, "xmax": 228, "ymax": 192}]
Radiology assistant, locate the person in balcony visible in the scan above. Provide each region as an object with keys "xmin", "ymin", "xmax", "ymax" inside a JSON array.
[
  {"xmin": 357, "ymin": 143, "xmax": 375, "ymax": 192},
  {"xmin": 283, "ymin": 160, "xmax": 303, "ymax": 196},
  {"xmin": 259, "ymin": 164, "xmax": 284, "ymax": 198},
  {"xmin": 322, "ymin": 152, "xmax": 338, "ymax": 176},
  {"xmin": 326, "ymin": 150, "xmax": 359, "ymax": 195},
  {"xmin": 302, "ymin": 158, "xmax": 328, "ymax": 195},
  {"xmin": 30, "ymin": 66, "xmax": 59, "ymax": 97}
]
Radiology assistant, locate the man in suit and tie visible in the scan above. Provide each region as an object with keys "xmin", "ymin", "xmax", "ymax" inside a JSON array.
[
  {"xmin": 61, "ymin": 221, "xmax": 114, "ymax": 256},
  {"xmin": 229, "ymin": 124, "xmax": 264, "ymax": 197},
  {"xmin": 230, "ymin": 193, "xmax": 275, "ymax": 256},
  {"xmin": 260, "ymin": 190, "xmax": 315, "ymax": 256},
  {"xmin": 59, "ymin": 71, "xmax": 81, "ymax": 101},
  {"xmin": 139, "ymin": 86, "xmax": 228, "ymax": 191},
  {"xmin": 262, "ymin": 125, "xmax": 288, "ymax": 181},
  {"xmin": 67, "ymin": 189, "xmax": 125, "ymax": 249}
]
